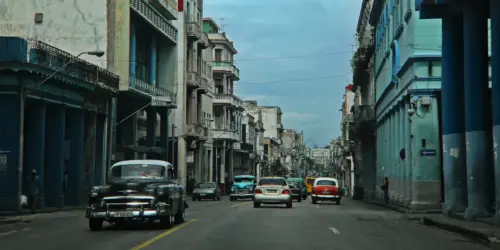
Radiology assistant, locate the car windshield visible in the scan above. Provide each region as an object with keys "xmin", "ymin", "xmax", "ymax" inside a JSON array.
[
  {"xmin": 259, "ymin": 178, "xmax": 286, "ymax": 186},
  {"xmin": 287, "ymin": 181, "xmax": 301, "ymax": 187},
  {"xmin": 110, "ymin": 164, "xmax": 165, "ymax": 179},
  {"xmin": 197, "ymin": 183, "xmax": 216, "ymax": 188},
  {"xmin": 316, "ymin": 180, "xmax": 336, "ymax": 186},
  {"xmin": 234, "ymin": 177, "xmax": 254, "ymax": 183},
  {"xmin": 306, "ymin": 178, "xmax": 315, "ymax": 184}
]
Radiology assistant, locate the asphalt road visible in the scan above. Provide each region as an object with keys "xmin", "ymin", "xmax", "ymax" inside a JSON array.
[{"xmin": 0, "ymin": 198, "xmax": 490, "ymax": 250}]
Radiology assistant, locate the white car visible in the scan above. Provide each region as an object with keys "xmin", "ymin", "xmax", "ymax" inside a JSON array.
[
  {"xmin": 311, "ymin": 177, "xmax": 342, "ymax": 205},
  {"xmin": 253, "ymin": 177, "xmax": 293, "ymax": 208}
]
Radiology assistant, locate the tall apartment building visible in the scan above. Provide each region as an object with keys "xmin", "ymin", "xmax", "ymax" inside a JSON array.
[{"xmin": 203, "ymin": 18, "xmax": 244, "ymax": 188}]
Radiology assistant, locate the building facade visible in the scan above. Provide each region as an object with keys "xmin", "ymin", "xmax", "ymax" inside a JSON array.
[
  {"xmin": 174, "ymin": 0, "xmax": 214, "ymax": 188},
  {"xmin": 203, "ymin": 18, "xmax": 243, "ymax": 190},
  {"xmin": 369, "ymin": 0, "xmax": 443, "ymax": 211}
]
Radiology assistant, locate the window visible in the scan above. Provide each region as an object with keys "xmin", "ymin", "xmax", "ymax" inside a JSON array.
[
  {"xmin": 391, "ymin": 40, "xmax": 401, "ymax": 84},
  {"xmin": 316, "ymin": 180, "xmax": 337, "ymax": 186},
  {"xmin": 215, "ymin": 49, "xmax": 222, "ymax": 61},
  {"xmin": 196, "ymin": 182, "xmax": 216, "ymax": 188},
  {"xmin": 259, "ymin": 178, "xmax": 286, "ymax": 186}
]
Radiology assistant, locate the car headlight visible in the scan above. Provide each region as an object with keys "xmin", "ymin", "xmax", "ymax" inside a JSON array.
[
  {"xmin": 89, "ymin": 188, "xmax": 99, "ymax": 197},
  {"xmin": 156, "ymin": 188, "xmax": 165, "ymax": 196},
  {"xmin": 100, "ymin": 200, "xmax": 106, "ymax": 208},
  {"xmin": 231, "ymin": 187, "xmax": 235, "ymax": 192}
]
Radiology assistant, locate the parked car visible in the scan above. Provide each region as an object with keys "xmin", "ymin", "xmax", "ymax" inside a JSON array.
[
  {"xmin": 192, "ymin": 182, "xmax": 221, "ymax": 201},
  {"xmin": 253, "ymin": 177, "xmax": 293, "ymax": 208},
  {"xmin": 310, "ymin": 177, "xmax": 342, "ymax": 205},
  {"xmin": 85, "ymin": 160, "xmax": 187, "ymax": 231},
  {"xmin": 286, "ymin": 177, "xmax": 306, "ymax": 202},
  {"xmin": 229, "ymin": 175, "xmax": 256, "ymax": 201}
]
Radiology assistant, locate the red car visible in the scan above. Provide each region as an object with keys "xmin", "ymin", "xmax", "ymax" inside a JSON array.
[{"xmin": 311, "ymin": 177, "xmax": 342, "ymax": 205}]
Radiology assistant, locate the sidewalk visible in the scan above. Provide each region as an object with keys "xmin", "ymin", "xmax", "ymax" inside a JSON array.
[
  {"xmin": 0, "ymin": 206, "xmax": 84, "ymax": 225},
  {"xmin": 359, "ymin": 198, "xmax": 500, "ymax": 247}
]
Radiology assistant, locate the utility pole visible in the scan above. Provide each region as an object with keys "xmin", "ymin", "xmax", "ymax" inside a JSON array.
[{"xmin": 219, "ymin": 18, "xmax": 228, "ymax": 32}]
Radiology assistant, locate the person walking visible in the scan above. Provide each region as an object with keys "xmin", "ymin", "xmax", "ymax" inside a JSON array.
[
  {"xmin": 380, "ymin": 177, "xmax": 389, "ymax": 204},
  {"xmin": 28, "ymin": 169, "xmax": 41, "ymax": 214}
]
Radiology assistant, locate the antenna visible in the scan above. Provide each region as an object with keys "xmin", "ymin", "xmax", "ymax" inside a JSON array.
[{"xmin": 219, "ymin": 18, "xmax": 228, "ymax": 32}]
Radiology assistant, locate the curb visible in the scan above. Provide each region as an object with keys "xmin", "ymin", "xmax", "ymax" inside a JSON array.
[
  {"xmin": 0, "ymin": 206, "xmax": 84, "ymax": 226},
  {"xmin": 422, "ymin": 217, "xmax": 500, "ymax": 246}
]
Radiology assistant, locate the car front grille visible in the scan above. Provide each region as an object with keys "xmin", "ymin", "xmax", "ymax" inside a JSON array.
[{"xmin": 102, "ymin": 196, "xmax": 155, "ymax": 210}]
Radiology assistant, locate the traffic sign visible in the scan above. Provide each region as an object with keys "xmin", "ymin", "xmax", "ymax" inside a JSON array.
[{"xmin": 151, "ymin": 96, "xmax": 171, "ymax": 107}]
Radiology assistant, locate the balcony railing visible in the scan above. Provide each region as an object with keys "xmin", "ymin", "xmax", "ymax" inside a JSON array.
[
  {"xmin": 131, "ymin": 77, "xmax": 176, "ymax": 102},
  {"xmin": 147, "ymin": 0, "xmax": 178, "ymax": 20},
  {"xmin": 131, "ymin": 0, "xmax": 177, "ymax": 43},
  {"xmin": 186, "ymin": 19, "xmax": 201, "ymax": 40},
  {"xmin": 212, "ymin": 61, "xmax": 240, "ymax": 79},
  {"xmin": 353, "ymin": 105, "xmax": 374, "ymax": 122},
  {"xmin": 212, "ymin": 129, "xmax": 239, "ymax": 141},
  {"xmin": 186, "ymin": 123, "xmax": 208, "ymax": 139},
  {"xmin": 213, "ymin": 93, "xmax": 242, "ymax": 107},
  {"xmin": 18, "ymin": 39, "xmax": 119, "ymax": 93}
]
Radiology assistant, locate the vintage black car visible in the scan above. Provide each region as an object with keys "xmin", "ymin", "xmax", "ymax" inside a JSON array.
[{"xmin": 85, "ymin": 160, "xmax": 187, "ymax": 231}]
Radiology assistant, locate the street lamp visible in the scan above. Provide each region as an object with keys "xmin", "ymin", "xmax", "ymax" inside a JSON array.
[{"xmin": 34, "ymin": 50, "xmax": 105, "ymax": 89}]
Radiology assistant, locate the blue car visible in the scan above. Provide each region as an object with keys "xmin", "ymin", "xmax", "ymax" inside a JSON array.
[{"xmin": 229, "ymin": 175, "xmax": 256, "ymax": 201}]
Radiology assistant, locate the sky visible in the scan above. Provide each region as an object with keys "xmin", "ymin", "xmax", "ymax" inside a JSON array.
[{"xmin": 204, "ymin": 0, "xmax": 362, "ymax": 147}]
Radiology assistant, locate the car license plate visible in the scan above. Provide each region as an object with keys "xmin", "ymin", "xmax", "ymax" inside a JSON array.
[
  {"xmin": 267, "ymin": 190, "xmax": 277, "ymax": 193},
  {"xmin": 114, "ymin": 212, "xmax": 133, "ymax": 217},
  {"xmin": 200, "ymin": 194, "xmax": 206, "ymax": 196},
  {"xmin": 323, "ymin": 191, "xmax": 329, "ymax": 194}
]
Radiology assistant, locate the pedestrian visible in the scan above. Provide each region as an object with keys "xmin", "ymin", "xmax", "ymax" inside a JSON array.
[
  {"xmin": 28, "ymin": 169, "xmax": 41, "ymax": 214},
  {"xmin": 380, "ymin": 177, "xmax": 389, "ymax": 204}
]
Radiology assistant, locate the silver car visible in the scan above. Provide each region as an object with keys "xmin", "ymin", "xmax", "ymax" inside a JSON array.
[
  {"xmin": 192, "ymin": 182, "xmax": 221, "ymax": 201},
  {"xmin": 253, "ymin": 177, "xmax": 292, "ymax": 208}
]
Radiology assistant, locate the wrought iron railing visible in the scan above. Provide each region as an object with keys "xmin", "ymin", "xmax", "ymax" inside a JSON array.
[
  {"xmin": 132, "ymin": 77, "xmax": 176, "ymax": 102},
  {"xmin": 25, "ymin": 39, "xmax": 119, "ymax": 92},
  {"xmin": 354, "ymin": 105, "xmax": 374, "ymax": 122},
  {"xmin": 212, "ymin": 61, "xmax": 240, "ymax": 78}
]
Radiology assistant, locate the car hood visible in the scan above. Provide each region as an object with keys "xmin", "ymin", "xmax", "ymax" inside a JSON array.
[
  {"xmin": 108, "ymin": 179, "xmax": 167, "ymax": 195},
  {"xmin": 232, "ymin": 182, "xmax": 255, "ymax": 189}
]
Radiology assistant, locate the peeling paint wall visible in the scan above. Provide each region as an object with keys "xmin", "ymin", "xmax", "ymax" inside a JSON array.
[{"xmin": 0, "ymin": 0, "xmax": 110, "ymax": 68}]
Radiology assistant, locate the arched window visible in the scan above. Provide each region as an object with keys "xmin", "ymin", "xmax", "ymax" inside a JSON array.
[{"xmin": 391, "ymin": 40, "xmax": 401, "ymax": 85}]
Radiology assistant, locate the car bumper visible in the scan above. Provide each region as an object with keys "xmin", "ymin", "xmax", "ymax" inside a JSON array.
[
  {"xmin": 192, "ymin": 193, "xmax": 216, "ymax": 199},
  {"xmin": 85, "ymin": 204, "xmax": 170, "ymax": 219},
  {"xmin": 230, "ymin": 193, "xmax": 254, "ymax": 198},
  {"xmin": 291, "ymin": 193, "xmax": 302, "ymax": 198},
  {"xmin": 254, "ymin": 194, "xmax": 291, "ymax": 204},
  {"xmin": 311, "ymin": 194, "xmax": 341, "ymax": 200}
]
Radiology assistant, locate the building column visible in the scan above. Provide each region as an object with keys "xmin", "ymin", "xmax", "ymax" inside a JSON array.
[
  {"xmin": 375, "ymin": 122, "xmax": 382, "ymax": 200},
  {"xmin": 149, "ymin": 36, "xmax": 157, "ymax": 87},
  {"xmin": 146, "ymin": 108, "xmax": 157, "ymax": 158},
  {"xmin": 45, "ymin": 104, "xmax": 66, "ymax": 208},
  {"xmin": 389, "ymin": 111, "xmax": 396, "ymax": 201},
  {"xmin": 130, "ymin": 23, "xmax": 137, "ymax": 86},
  {"xmin": 395, "ymin": 107, "xmax": 402, "ymax": 204},
  {"xmin": 404, "ymin": 99, "xmax": 412, "ymax": 205},
  {"xmin": 491, "ymin": 0, "xmax": 500, "ymax": 223},
  {"xmin": 66, "ymin": 109, "xmax": 84, "ymax": 205},
  {"xmin": 228, "ymin": 144, "xmax": 234, "ymax": 181},
  {"xmin": 441, "ymin": 13, "xmax": 467, "ymax": 215},
  {"xmin": 220, "ymin": 143, "xmax": 226, "ymax": 184},
  {"xmin": 93, "ymin": 115, "xmax": 106, "ymax": 186},
  {"xmin": 23, "ymin": 100, "xmax": 46, "ymax": 208},
  {"xmin": 122, "ymin": 107, "xmax": 137, "ymax": 160},
  {"xmin": 463, "ymin": 3, "xmax": 494, "ymax": 219},
  {"xmin": 399, "ymin": 102, "xmax": 406, "ymax": 204}
]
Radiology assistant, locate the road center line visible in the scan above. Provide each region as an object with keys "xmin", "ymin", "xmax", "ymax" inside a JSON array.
[
  {"xmin": 0, "ymin": 230, "xmax": 17, "ymax": 237},
  {"xmin": 130, "ymin": 219, "xmax": 197, "ymax": 250},
  {"xmin": 230, "ymin": 201, "xmax": 252, "ymax": 208},
  {"xmin": 329, "ymin": 227, "xmax": 340, "ymax": 235}
]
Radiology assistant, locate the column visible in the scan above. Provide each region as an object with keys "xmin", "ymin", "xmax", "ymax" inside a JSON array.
[
  {"xmin": 441, "ymin": 13, "xmax": 467, "ymax": 215},
  {"xmin": 404, "ymin": 100, "xmax": 412, "ymax": 205},
  {"xmin": 146, "ymin": 107, "xmax": 157, "ymax": 156},
  {"xmin": 228, "ymin": 145, "xmax": 234, "ymax": 180},
  {"xmin": 93, "ymin": 115, "xmax": 105, "ymax": 186},
  {"xmin": 491, "ymin": 0, "xmax": 500, "ymax": 223},
  {"xmin": 149, "ymin": 36, "xmax": 157, "ymax": 87},
  {"xmin": 23, "ymin": 100, "xmax": 46, "ymax": 208},
  {"xmin": 130, "ymin": 23, "xmax": 136, "ymax": 86},
  {"xmin": 220, "ymin": 144, "xmax": 226, "ymax": 184},
  {"xmin": 399, "ymin": 102, "xmax": 406, "ymax": 204},
  {"xmin": 45, "ymin": 104, "xmax": 65, "ymax": 208},
  {"xmin": 463, "ymin": 3, "xmax": 494, "ymax": 219},
  {"xmin": 390, "ymin": 111, "xmax": 396, "ymax": 201},
  {"xmin": 395, "ymin": 107, "xmax": 401, "ymax": 203},
  {"xmin": 66, "ymin": 109, "xmax": 84, "ymax": 205}
]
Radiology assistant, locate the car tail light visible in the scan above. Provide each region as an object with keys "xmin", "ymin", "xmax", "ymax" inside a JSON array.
[
  {"xmin": 255, "ymin": 189, "xmax": 262, "ymax": 194},
  {"xmin": 282, "ymin": 190, "xmax": 290, "ymax": 194},
  {"xmin": 312, "ymin": 187, "xmax": 317, "ymax": 194}
]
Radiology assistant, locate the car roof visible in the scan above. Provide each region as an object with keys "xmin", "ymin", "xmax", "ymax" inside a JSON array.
[
  {"xmin": 112, "ymin": 160, "xmax": 172, "ymax": 168},
  {"xmin": 287, "ymin": 178, "xmax": 302, "ymax": 181},
  {"xmin": 261, "ymin": 176, "xmax": 285, "ymax": 179},
  {"xmin": 314, "ymin": 177, "xmax": 339, "ymax": 183},
  {"xmin": 234, "ymin": 175, "xmax": 255, "ymax": 178}
]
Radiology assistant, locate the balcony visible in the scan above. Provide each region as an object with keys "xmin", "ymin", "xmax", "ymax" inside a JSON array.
[
  {"xmin": 147, "ymin": 0, "xmax": 178, "ymax": 20},
  {"xmin": 186, "ymin": 67, "xmax": 200, "ymax": 89},
  {"xmin": 131, "ymin": 77, "xmax": 176, "ymax": 104},
  {"xmin": 198, "ymin": 32, "xmax": 214, "ymax": 50},
  {"xmin": 186, "ymin": 123, "xmax": 208, "ymax": 140},
  {"xmin": 186, "ymin": 19, "xmax": 201, "ymax": 42},
  {"xmin": 212, "ymin": 61, "xmax": 240, "ymax": 80},
  {"xmin": 131, "ymin": 0, "xmax": 177, "ymax": 44},
  {"xmin": 212, "ymin": 129, "xmax": 239, "ymax": 141},
  {"xmin": 199, "ymin": 77, "xmax": 208, "ymax": 93},
  {"xmin": 352, "ymin": 105, "xmax": 375, "ymax": 139},
  {"xmin": 213, "ymin": 93, "xmax": 242, "ymax": 108}
]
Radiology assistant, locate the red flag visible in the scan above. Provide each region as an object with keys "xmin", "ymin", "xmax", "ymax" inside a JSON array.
[{"xmin": 178, "ymin": 0, "xmax": 184, "ymax": 11}]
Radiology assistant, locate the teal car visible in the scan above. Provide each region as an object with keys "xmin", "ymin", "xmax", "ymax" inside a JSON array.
[
  {"xmin": 229, "ymin": 175, "xmax": 256, "ymax": 201},
  {"xmin": 286, "ymin": 177, "xmax": 308, "ymax": 201}
]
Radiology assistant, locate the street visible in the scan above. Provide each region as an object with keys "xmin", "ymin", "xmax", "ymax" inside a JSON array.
[{"xmin": 0, "ymin": 199, "xmax": 488, "ymax": 250}]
